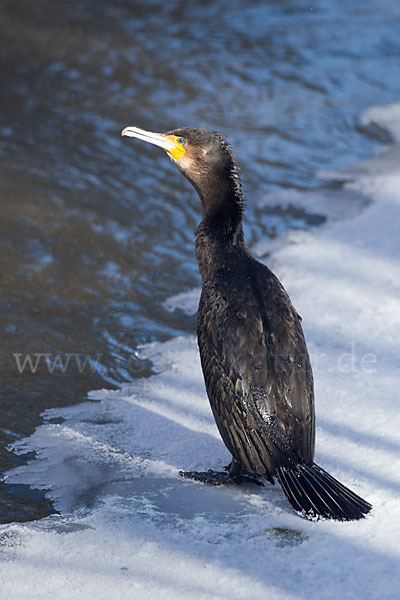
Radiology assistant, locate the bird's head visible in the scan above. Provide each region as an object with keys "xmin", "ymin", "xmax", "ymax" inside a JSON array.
[{"xmin": 121, "ymin": 126, "xmax": 241, "ymax": 208}]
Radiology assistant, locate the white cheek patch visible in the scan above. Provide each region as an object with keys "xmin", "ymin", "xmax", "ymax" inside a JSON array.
[
  {"xmin": 175, "ymin": 155, "xmax": 195, "ymax": 171},
  {"xmin": 169, "ymin": 153, "xmax": 203, "ymax": 177}
]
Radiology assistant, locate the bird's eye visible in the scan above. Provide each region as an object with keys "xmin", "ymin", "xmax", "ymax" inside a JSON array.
[{"xmin": 177, "ymin": 137, "xmax": 184, "ymax": 144}]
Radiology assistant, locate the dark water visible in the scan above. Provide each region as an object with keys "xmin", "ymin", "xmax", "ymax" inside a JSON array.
[{"xmin": 1, "ymin": 0, "xmax": 399, "ymax": 522}]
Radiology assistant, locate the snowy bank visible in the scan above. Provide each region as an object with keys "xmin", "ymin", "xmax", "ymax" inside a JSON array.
[{"xmin": 1, "ymin": 104, "xmax": 400, "ymax": 599}]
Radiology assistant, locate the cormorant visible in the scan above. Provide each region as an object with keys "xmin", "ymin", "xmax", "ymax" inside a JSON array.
[{"xmin": 121, "ymin": 125, "xmax": 372, "ymax": 521}]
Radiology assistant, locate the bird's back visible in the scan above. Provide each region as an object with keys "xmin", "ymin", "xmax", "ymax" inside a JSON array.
[{"xmin": 197, "ymin": 250, "xmax": 315, "ymax": 480}]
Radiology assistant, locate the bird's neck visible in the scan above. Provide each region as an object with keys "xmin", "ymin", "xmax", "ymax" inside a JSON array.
[{"xmin": 194, "ymin": 181, "xmax": 245, "ymax": 281}]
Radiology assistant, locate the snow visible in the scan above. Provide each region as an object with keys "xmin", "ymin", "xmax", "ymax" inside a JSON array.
[
  {"xmin": 1, "ymin": 103, "xmax": 400, "ymax": 599},
  {"xmin": 361, "ymin": 103, "xmax": 400, "ymax": 142}
]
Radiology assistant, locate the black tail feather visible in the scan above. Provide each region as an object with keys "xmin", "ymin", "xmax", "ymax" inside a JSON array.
[{"xmin": 277, "ymin": 463, "xmax": 372, "ymax": 521}]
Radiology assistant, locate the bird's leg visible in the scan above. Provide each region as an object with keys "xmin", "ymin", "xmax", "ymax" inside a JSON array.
[{"xmin": 179, "ymin": 458, "xmax": 264, "ymax": 487}]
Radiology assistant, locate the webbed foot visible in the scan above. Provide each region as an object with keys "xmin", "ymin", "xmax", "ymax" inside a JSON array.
[
  {"xmin": 180, "ymin": 469, "xmax": 235, "ymax": 485},
  {"xmin": 180, "ymin": 460, "xmax": 264, "ymax": 487}
]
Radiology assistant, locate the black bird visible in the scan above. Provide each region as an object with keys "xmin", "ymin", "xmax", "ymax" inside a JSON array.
[{"xmin": 121, "ymin": 126, "xmax": 372, "ymax": 521}]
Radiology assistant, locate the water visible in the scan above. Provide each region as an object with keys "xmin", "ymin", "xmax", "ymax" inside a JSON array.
[{"xmin": 1, "ymin": 0, "xmax": 399, "ymax": 522}]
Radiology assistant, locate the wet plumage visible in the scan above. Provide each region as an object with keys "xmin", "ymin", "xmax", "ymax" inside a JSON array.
[{"xmin": 121, "ymin": 125, "xmax": 372, "ymax": 521}]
